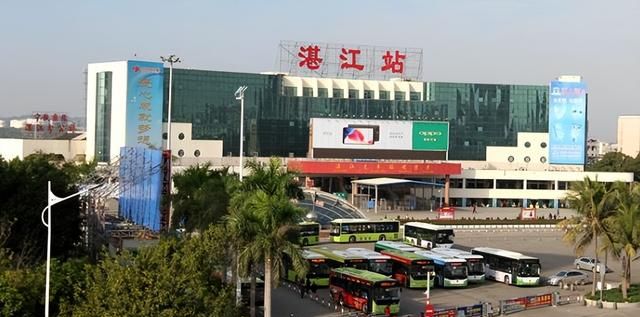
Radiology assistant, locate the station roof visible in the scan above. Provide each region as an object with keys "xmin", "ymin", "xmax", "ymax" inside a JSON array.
[{"xmin": 351, "ymin": 177, "xmax": 444, "ymax": 187}]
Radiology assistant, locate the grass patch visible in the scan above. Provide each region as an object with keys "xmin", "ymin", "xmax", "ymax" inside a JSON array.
[{"xmin": 585, "ymin": 284, "xmax": 640, "ymax": 303}]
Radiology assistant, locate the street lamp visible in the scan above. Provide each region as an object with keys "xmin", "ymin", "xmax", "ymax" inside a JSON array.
[
  {"xmin": 42, "ymin": 181, "xmax": 98, "ymax": 317},
  {"xmin": 235, "ymin": 86, "xmax": 248, "ymax": 181},
  {"xmin": 160, "ymin": 55, "xmax": 181, "ymax": 152}
]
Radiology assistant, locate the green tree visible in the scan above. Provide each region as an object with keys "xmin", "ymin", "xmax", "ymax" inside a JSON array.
[
  {"xmin": 71, "ymin": 227, "xmax": 240, "ymax": 317},
  {"xmin": 227, "ymin": 158, "xmax": 307, "ymax": 317},
  {"xmin": 602, "ymin": 182, "xmax": 640, "ymax": 300},
  {"xmin": 560, "ymin": 177, "xmax": 616, "ymax": 296},
  {"xmin": 171, "ymin": 164, "xmax": 238, "ymax": 232},
  {"xmin": 0, "ymin": 154, "xmax": 83, "ymax": 267},
  {"xmin": 588, "ymin": 152, "xmax": 640, "ymax": 181}
]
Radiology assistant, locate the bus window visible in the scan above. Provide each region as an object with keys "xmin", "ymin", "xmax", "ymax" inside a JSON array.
[
  {"xmin": 444, "ymin": 264, "xmax": 467, "ymax": 280},
  {"xmin": 330, "ymin": 224, "xmax": 340, "ymax": 236},
  {"xmin": 374, "ymin": 286, "xmax": 400, "ymax": 302},
  {"xmin": 435, "ymin": 231, "xmax": 454, "ymax": 244},
  {"xmin": 518, "ymin": 261, "xmax": 540, "ymax": 277}
]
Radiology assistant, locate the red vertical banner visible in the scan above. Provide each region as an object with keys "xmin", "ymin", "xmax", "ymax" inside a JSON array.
[{"xmin": 160, "ymin": 150, "xmax": 172, "ymax": 231}]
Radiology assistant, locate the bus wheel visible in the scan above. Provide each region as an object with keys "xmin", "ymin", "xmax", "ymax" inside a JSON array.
[
  {"xmin": 362, "ymin": 304, "xmax": 368, "ymax": 313},
  {"xmin": 302, "ymin": 238, "xmax": 308, "ymax": 246},
  {"xmin": 379, "ymin": 234, "xmax": 386, "ymax": 241},
  {"xmin": 504, "ymin": 276, "xmax": 510, "ymax": 285},
  {"xmin": 349, "ymin": 236, "xmax": 356, "ymax": 243}
]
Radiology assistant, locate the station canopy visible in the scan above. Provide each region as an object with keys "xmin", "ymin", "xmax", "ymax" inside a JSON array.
[{"xmin": 351, "ymin": 177, "xmax": 444, "ymax": 187}]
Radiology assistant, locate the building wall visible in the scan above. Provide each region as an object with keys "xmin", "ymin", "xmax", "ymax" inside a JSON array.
[
  {"xmin": 86, "ymin": 61, "xmax": 128, "ymax": 162},
  {"xmin": 617, "ymin": 116, "xmax": 640, "ymax": 158},
  {"xmin": 163, "ymin": 122, "xmax": 222, "ymax": 159},
  {"xmin": 0, "ymin": 139, "xmax": 25, "ymax": 160}
]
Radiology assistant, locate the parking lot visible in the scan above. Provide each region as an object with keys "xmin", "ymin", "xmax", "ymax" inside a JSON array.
[{"xmin": 272, "ymin": 229, "xmax": 640, "ymax": 316}]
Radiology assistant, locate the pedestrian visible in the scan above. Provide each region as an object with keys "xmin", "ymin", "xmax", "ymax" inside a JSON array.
[
  {"xmin": 472, "ymin": 202, "xmax": 477, "ymax": 214},
  {"xmin": 310, "ymin": 281, "xmax": 317, "ymax": 294},
  {"xmin": 556, "ymin": 206, "xmax": 560, "ymax": 217},
  {"xmin": 384, "ymin": 305, "xmax": 391, "ymax": 316},
  {"xmin": 487, "ymin": 302, "xmax": 494, "ymax": 317},
  {"xmin": 299, "ymin": 279, "xmax": 306, "ymax": 299}
]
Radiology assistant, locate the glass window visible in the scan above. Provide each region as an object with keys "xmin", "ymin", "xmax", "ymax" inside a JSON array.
[
  {"xmin": 283, "ymin": 86, "xmax": 297, "ymax": 96},
  {"xmin": 379, "ymin": 90, "xmax": 389, "ymax": 100},
  {"xmin": 541, "ymin": 142, "xmax": 547, "ymax": 148},
  {"xmin": 318, "ymin": 88, "xmax": 329, "ymax": 98},
  {"xmin": 465, "ymin": 179, "xmax": 493, "ymax": 189},
  {"xmin": 540, "ymin": 156, "xmax": 547, "ymax": 163},
  {"xmin": 524, "ymin": 156, "xmax": 531, "ymax": 163},
  {"xmin": 178, "ymin": 149, "xmax": 184, "ymax": 157},
  {"xmin": 409, "ymin": 92, "xmax": 421, "ymax": 101},
  {"xmin": 178, "ymin": 132, "xmax": 185, "ymax": 140},
  {"xmin": 302, "ymin": 87, "xmax": 313, "ymax": 97},
  {"xmin": 394, "ymin": 91, "xmax": 405, "ymax": 101},
  {"xmin": 364, "ymin": 90, "xmax": 374, "ymax": 99},
  {"xmin": 95, "ymin": 71, "xmax": 112, "ymax": 162},
  {"xmin": 348, "ymin": 89, "xmax": 359, "ymax": 99},
  {"xmin": 496, "ymin": 180, "xmax": 524, "ymax": 189},
  {"xmin": 194, "ymin": 149, "xmax": 201, "ymax": 157},
  {"xmin": 524, "ymin": 142, "xmax": 531, "ymax": 148},
  {"xmin": 508, "ymin": 155, "xmax": 514, "ymax": 162},
  {"xmin": 332, "ymin": 89, "xmax": 344, "ymax": 98}
]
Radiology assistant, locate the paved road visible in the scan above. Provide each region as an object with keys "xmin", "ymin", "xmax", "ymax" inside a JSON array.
[{"xmin": 272, "ymin": 229, "xmax": 640, "ymax": 317}]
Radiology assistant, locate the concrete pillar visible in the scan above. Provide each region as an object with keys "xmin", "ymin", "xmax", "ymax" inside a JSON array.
[{"xmin": 444, "ymin": 175, "xmax": 450, "ymax": 206}]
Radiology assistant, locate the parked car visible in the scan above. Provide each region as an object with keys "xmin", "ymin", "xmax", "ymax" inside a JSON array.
[
  {"xmin": 547, "ymin": 270, "xmax": 590, "ymax": 286},
  {"xmin": 574, "ymin": 256, "xmax": 611, "ymax": 273}
]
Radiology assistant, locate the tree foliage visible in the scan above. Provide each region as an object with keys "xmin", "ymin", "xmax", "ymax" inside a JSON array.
[
  {"xmin": 171, "ymin": 164, "xmax": 238, "ymax": 232},
  {"xmin": 70, "ymin": 225, "xmax": 240, "ymax": 317},
  {"xmin": 588, "ymin": 152, "xmax": 640, "ymax": 181},
  {"xmin": 0, "ymin": 154, "xmax": 84, "ymax": 267}
]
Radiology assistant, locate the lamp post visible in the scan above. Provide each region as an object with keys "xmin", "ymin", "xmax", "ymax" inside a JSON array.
[
  {"xmin": 42, "ymin": 181, "xmax": 97, "ymax": 317},
  {"xmin": 160, "ymin": 55, "xmax": 181, "ymax": 152},
  {"xmin": 235, "ymin": 86, "xmax": 248, "ymax": 181}
]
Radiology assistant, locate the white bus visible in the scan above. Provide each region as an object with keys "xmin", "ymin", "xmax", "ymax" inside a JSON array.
[
  {"xmin": 430, "ymin": 247, "xmax": 485, "ymax": 283},
  {"xmin": 414, "ymin": 250, "xmax": 468, "ymax": 288},
  {"xmin": 403, "ymin": 222, "xmax": 455, "ymax": 249},
  {"xmin": 471, "ymin": 247, "xmax": 541, "ymax": 286},
  {"xmin": 345, "ymin": 248, "xmax": 393, "ymax": 276}
]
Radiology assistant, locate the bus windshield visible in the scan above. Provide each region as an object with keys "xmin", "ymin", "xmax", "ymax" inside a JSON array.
[
  {"xmin": 467, "ymin": 260, "xmax": 485, "ymax": 275},
  {"xmin": 435, "ymin": 230, "xmax": 454, "ymax": 244},
  {"xmin": 373, "ymin": 286, "xmax": 401, "ymax": 303},
  {"xmin": 300, "ymin": 224, "xmax": 319, "ymax": 237},
  {"xmin": 518, "ymin": 261, "xmax": 540, "ymax": 277},
  {"xmin": 410, "ymin": 263, "xmax": 433, "ymax": 279},
  {"xmin": 370, "ymin": 261, "xmax": 393, "ymax": 276},
  {"xmin": 347, "ymin": 262, "xmax": 369, "ymax": 271},
  {"xmin": 309, "ymin": 262, "xmax": 330, "ymax": 278},
  {"xmin": 444, "ymin": 264, "xmax": 467, "ymax": 279}
]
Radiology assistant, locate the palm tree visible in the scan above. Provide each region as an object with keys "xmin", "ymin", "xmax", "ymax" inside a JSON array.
[
  {"xmin": 602, "ymin": 182, "xmax": 640, "ymax": 300},
  {"xmin": 227, "ymin": 157, "xmax": 307, "ymax": 317},
  {"xmin": 560, "ymin": 177, "xmax": 616, "ymax": 296}
]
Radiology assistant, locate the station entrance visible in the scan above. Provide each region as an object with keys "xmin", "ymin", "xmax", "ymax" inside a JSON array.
[{"xmin": 287, "ymin": 159, "xmax": 462, "ymax": 213}]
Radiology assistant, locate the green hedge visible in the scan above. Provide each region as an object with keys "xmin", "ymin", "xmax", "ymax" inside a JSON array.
[
  {"xmin": 585, "ymin": 284, "xmax": 640, "ymax": 303},
  {"xmin": 396, "ymin": 217, "xmax": 562, "ymax": 226}
]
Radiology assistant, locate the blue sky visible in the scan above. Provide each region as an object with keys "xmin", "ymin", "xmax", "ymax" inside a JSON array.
[{"xmin": 1, "ymin": 0, "xmax": 638, "ymax": 142}]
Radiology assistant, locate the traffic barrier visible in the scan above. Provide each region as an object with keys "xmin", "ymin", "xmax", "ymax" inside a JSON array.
[{"xmin": 499, "ymin": 293, "xmax": 553, "ymax": 315}]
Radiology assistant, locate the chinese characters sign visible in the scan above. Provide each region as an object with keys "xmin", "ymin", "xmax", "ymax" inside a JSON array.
[
  {"xmin": 548, "ymin": 80, "xmax": 587, "ymax": 165},
  {"xmin": 126, "ymin": 61, "xmax": 164, "ymax": 149},
  {"xmin": 287, "ymin": 159, "xmax": 462, "ymax": 176},
  {"xmin": 280, "ymin": 41, "xmax": 423, "ymax": 80},
  {"xmin": 412, "ymin": 122, "xmax": 449, "ymax": 151},
  {"xmin": 25, "ymin": 112, "xmax": 77, "ymax": 137}
]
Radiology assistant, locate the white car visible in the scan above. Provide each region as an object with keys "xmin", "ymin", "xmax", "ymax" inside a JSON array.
[
  {"xmin": 547, "ymin": 270, "xmax": 590, "ymax": 286},
  {"xmin": 573, "ymin": 256, "xmax": 611, "ymax": 273}
]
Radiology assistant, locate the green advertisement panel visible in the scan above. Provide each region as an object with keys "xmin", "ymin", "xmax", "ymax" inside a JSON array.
[{"xmin": 412, "ymin": 122, "xmax": 449, "ymax": 151}]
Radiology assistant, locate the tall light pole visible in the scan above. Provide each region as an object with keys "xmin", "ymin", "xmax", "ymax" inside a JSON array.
[
  {"xmin": 160, "ymin": 55, "xmax": 181, "ymax": 152},
  {"xmin": 42, "ymin": 181, "xmax": 97, "ymax": 317},
  {"xmin": 235, "ymin": 86, "xmax": 248, "ymax": 181}
]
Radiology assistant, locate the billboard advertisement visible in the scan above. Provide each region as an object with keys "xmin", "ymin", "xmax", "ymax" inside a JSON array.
[
  {"xmin": 548, "ymin": 81, "xmax": 587, "ymax": 165},
  {"xmin": 311, "ymin": 118, "xmax": 448, "ymax": 151},
  {"xmin": 119, "ymin": 147, "xmax": 163, "ymax": 231},
  {"xmin": 126, "ymin": 61, "xmax": 164, "ymax": 149}
]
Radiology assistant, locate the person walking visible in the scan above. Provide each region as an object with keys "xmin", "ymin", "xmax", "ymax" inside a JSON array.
[
  {"xmin": 299, "ymin": 279, "xmax": 306, "ymax": 299},
  {"xmin": 472, "ymin": 202, "xmax": 477, "ymax": 214}
]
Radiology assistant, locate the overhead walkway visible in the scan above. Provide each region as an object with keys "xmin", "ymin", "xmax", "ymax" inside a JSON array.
[{"xmin": 297, "ymin": 189, "xmax": 366, "ymax": 226}]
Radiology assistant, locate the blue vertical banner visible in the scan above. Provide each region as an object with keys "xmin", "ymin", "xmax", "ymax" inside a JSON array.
[
  {"xmin": 548, "ymin": 80, "xmax": 587, "ymax": 165},
  {"xmin": 126, "ymin": 61, "xmax": 164, "ymax": 149}
]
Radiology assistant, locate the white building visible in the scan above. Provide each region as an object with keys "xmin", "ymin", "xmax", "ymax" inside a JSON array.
[
  {"xmin": 447, "ymin": 132, "xmax": 633, "ymax": 208},
  {"xmin": 587, "ymin": 138, "xmax": 615, "ymax": 163},
  {"xmin": 0, "ymin": 133, "xmax": 86, "ymax": 161},
  {"xmin": 617, "ymin": 116, "xmax": 640, "ymax": 158}
]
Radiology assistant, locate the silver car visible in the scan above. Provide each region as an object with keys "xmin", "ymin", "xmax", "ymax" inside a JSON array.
[
  {"xmin": 574, "ymin": 256, "xmax": 611, "ymax": 273},
  {"xmin": 547, "ymin": 270, "xmax": 590, "ymax": 286}
]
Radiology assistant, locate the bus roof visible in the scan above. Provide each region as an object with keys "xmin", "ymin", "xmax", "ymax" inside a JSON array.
[
  {"xmin": 471, "ymin": 247, "xmax": 538, "ymax": 261},
  {"xmin": 404, "ymin": 222, "xmax": 453, "ymax": 231},
  {"xmin": 299, "ymin": 221, "xmax": 319, "ymax": 226},
  {"xmin": 310, "ymin": 247, "xmax": 367, "ymax": 262},
  {"xmin": 379, "ymin": 249, "xmax": 431, "ymax": 262},
  {"xmin": 302, "ymin": 249, "xmax": 327, "ymax": 260},
  {"xmin": 330, "ymin": 218, "xmax": 399, "ymax": 224},
  {"xmin": 415, "ymin": 250, "xmax": 467, "ymax": 264},
  {"xmin": 431, "ymin": 247, "xmax": 483, "ymax": 260},
  {"xmin": 345, "ymin": 248, "xmax": 391, "ymax": 260},
  {"xmin": 332, "ymin": 267, "xmax": 396, "ymax": 284},
  {"xmin": 375, "ymin": 241, "xmax": 422, "ymax": 252}
]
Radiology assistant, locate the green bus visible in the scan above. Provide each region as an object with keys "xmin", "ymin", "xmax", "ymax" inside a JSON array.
[
  {"xmin": 330, "ymin": 219, "xmax": 400, "ymax": 243},
  {"xmin": 379, "ymin": 249, "xmax": 435, "ymax": 289},
  {"xmin": 329, "ymin": 267, "xmax": 401, "ymax": 315},
  {"xmin": 298, "ymin": 221, "xmax": 321, "ymax": 246},
  {"xmin": 374, "ymin": 240, "xmax": 422, "ymax": 253},
  {"xmin": 415, "ymin": 250, "xmax": 468, "ymax": 288},
  {"xmin": 471, "ymin": 247, "xmax": 541, "ymax": 286},
  {"xmin": 309, "ymin": 247, "xmax": 369, "ymax": 271},
  {"xmin": 344, "ymin": 248, "xmax": 393, "ymax": 276},
  {"xmin": 283, "ymin": 249, "xmax": 331, "ymax": 287}
]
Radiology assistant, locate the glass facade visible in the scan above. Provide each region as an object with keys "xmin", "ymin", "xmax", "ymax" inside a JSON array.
[
  {"xmin": 95, "ymin": 71, "xmax": 112, "ymax": 162},
  {"xmin": 164, "ymin": 70, "xmax": 548, "ymax": 160}
]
